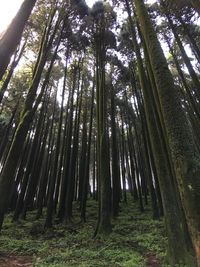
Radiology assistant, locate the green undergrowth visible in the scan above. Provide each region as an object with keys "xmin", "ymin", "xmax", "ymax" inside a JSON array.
[{"xmin": 0, "ymin": 196, "xmax": 168, "ymax": 266}]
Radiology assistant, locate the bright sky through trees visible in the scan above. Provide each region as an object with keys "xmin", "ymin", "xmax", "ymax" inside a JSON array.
[
  {"xmin": 0, "ymin": 0, "xmax": 98, "ymax": 33},
  {"xmin": 0, "ymin": 0, "xmax": 157, "ymax": 33},
  {"xmin": 0, "ymin": 0, "xmax": 23, "ymax": 33},
  {"xmin": 85, "ymin": 0, "xmax": 156, "ymax": 7}
]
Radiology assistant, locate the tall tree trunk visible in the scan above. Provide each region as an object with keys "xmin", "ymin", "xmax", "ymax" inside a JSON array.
[
  {"xmin": 110, "ymin": 83, "xmax": 121, "ymax": 217},
  {"xmin": 94, "ymin": 23, "xmax": 112, "ymax": 235},
  {"xmin": 80, "ymin": 80, "xmax": 95, "ymax": 221},
  {"xmin": 0, "ymin": 0, "xmax": 37, "ymax": 80},
  {"xmin": 164, "ymin": 9, "xmax": 200, "ymax": 101},
  {"xmin": 134, "ymin": 0, "xmax": 200, "ymax": 265},
  {"xmin": 0, "ymin": 10, "xmax": 62, "ymax": 229},
  {"xmin": 0, "ymin": 41, "xmax": 26, "ymax": 103}
]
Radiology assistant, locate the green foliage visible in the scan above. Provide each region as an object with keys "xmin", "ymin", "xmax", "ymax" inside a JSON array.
[
  {"xmin": 121, "ymin": 253, "xmax": 144, "ymax": 267},
  {"xmin": 0, "ymin": 198, "xmax": 169, "ymax": 267}
]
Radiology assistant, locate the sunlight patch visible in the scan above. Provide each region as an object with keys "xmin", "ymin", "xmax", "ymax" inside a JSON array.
[{"xmin": 85, "ymin": 0, "xmax": 98, "ymax": 8}]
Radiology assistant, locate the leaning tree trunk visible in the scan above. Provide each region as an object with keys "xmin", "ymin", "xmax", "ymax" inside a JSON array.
[
  {"xmin": 0, "ymin": 41, "xmax": 26, "ymax": 103},
  {"xmin": 0, "ymin": 10, "xmax": 62, "ymax": 230},
  {"xmin": 134, "ymin": 0, "xmax": 200, "ymax": 265},
  {"xmin": 164, "ymin": 9, "xmax": 200, "ymax": 101},
  {"xmin": 0, "ymin": 0, "xmax": 37, "ymax": 80}
]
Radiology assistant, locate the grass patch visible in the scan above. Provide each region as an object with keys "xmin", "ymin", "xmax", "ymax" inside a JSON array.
[{"xmin": 0, "ymin": 197, "xmax": 168, "ymax": 266}]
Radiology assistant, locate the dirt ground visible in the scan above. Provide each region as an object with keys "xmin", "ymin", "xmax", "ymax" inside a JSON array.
[
  {"xmin": 0, "ymin": 254, "xmax": 33, "ymax": 267},
  {"xmin": 146, "ymin": 252, "xmax": 161, "ymax": 267},
  {"xmin": 0, "ymin": 252, "xmax": 161, "ymax": 267}
]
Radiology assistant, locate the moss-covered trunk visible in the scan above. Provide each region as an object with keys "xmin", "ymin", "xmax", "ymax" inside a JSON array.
[
  {"xmin": 0, "ymin": 10, "xmax": 62, "ymax": 228},
  {"xmin": 134, "ymin": 0, "xmax": 200, "ymax": 265}
]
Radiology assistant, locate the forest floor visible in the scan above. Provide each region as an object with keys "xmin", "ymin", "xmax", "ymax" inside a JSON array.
[{"xmin": 0, "ymin": 197, "xmax": 170, "ymax": 267}]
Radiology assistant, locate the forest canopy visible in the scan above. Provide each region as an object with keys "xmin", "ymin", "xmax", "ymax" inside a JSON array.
[{"xmin": 0, "ymin": 0, "xmax": 200, "ymax": 266}]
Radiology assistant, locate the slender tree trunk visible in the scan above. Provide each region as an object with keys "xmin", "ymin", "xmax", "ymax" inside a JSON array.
[
  {"xmin": 94, "ymin": 23, "xmax": 112, "ymax": 235},
  {"xmin": 0, "ymin": 42, "xmax": 26, "ymax": 103},
  {"xmin": 57, "ymin": 65, "xmax": 77, "ymax": 221},
  {"xmin": 110, "ymin": 83, "xmax": 121, "ymax": 217},
  {"xmin": 134, "ymin": 0, "xmax": 200, "ymax": 264},
  {"xmin": 164, "ymin": 9, "xmax": 200, "ymax": 101},
  {"xmin": 0, "ymin": 0, "xmax": 37, "ymax": 80},
  {"xmin": 0, "ymin": 11, "xmax": 62, "ymax": 229}
]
